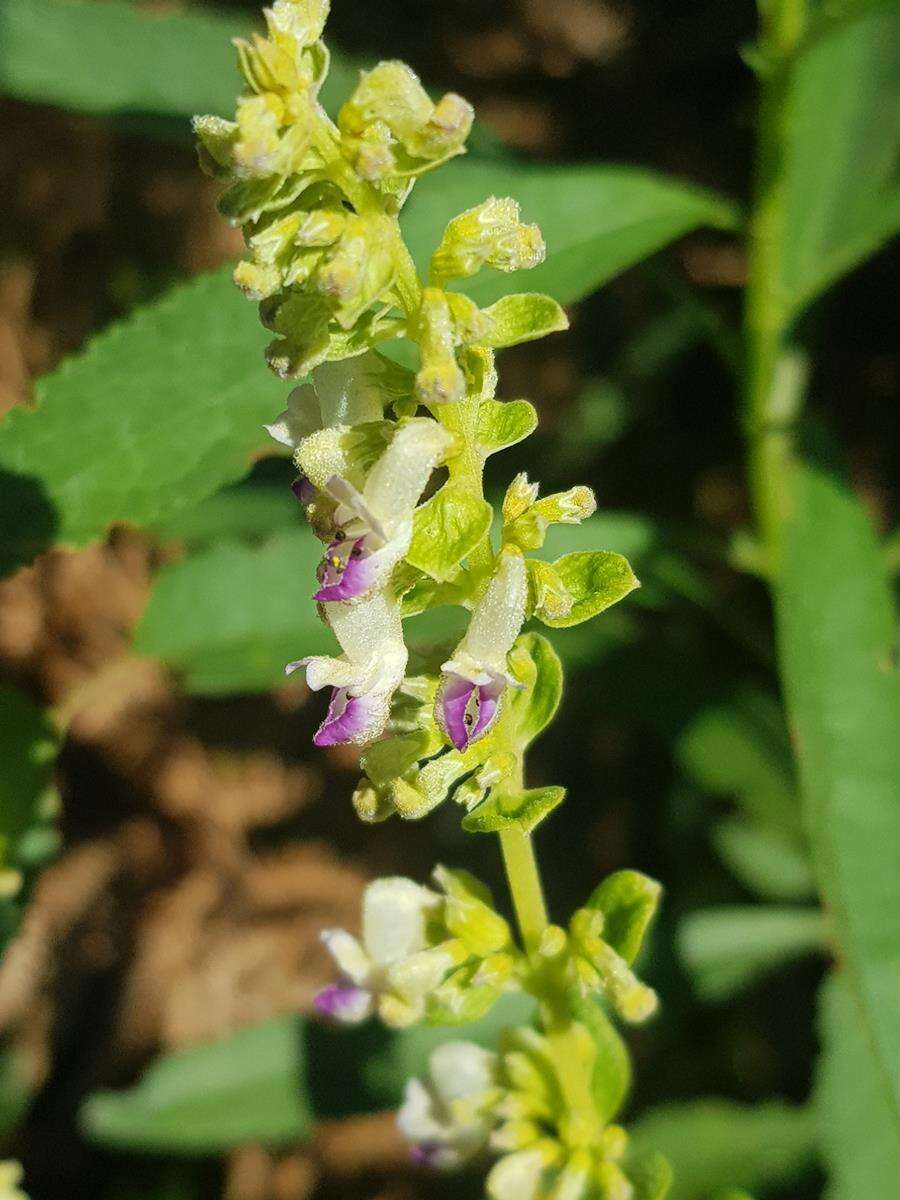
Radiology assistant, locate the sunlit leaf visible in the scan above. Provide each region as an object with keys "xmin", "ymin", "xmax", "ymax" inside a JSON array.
[
  {"xmin": 81, "ymin": 1017, "xmax": 312, "ymax": 1152},
  {"xmin": 777, "ymin": 461, "xmax": 900, "ymax": 1129}
]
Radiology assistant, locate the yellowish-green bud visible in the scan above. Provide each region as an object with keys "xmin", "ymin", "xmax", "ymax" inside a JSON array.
[
  {"xmin": 503, "ymin": 472, "xmax": 541, "ymax": 524},
  {"xmin": 430, "ymin": 196, "xmax": 545, "ymax": 282},
  {"xmin": 595, "ymin": 1160, "xmax": 635, "ymax": 1200},
  {"xmin": 538, "ymin": 924, "xmax": 568, "ymax": 959},
  {"xmin": 534, "ymin": 485, "xmax": 597, "ymax": 525},
  {"xmin": 526, "ymin": 559, "xmax": 575, "ymax": 622},
  {"xmin": 490, "ymin": 1118, "xmax": 543, "ymax": 1152},
  {"xmin": 601, "ymin": 1125, "xmax": 628, "ymax": 1161},
  {"xmin": 433, "ymin": 865, "xmax": 510, "ymax": 957}
]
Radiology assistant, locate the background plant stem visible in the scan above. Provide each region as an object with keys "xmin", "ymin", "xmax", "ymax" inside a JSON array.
[{"xmin": 743, "ymin": 0, "xmax": 809, "ymax": 572}]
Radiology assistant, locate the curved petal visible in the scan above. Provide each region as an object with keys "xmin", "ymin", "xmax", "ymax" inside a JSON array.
[
  {"xmin": 319, "ymin": 928, "xmax": 372, "ymax": 984},
  {"xmin": 264, "ymin": 382, "xmax": 321, "ymax": 448},
  {"xmin": 286, "ymin": 655, "xmax": 360, "ymax": 691},
  {"xmin": 436, "ymin": 672, "xmax": 504, "ymax": 751},
  {"xmin": 363, "ymin": 419, "xmax": 453, "ymax": 523},
  {"xmin": 362, "ymin": 876, "xmax": 439, "ymax": 966},
  {"xmin": 313, "ymin": 352, "xmax": 386, "ymax": 427},
  {"xmin": 313, "ymin": 686, "xmax": 390, "ymax": 745}
]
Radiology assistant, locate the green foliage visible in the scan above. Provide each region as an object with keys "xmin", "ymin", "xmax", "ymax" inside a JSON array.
[
  {"xmin": 569, "ymin": 994, "xmax": 631, "ymax": 1124},
  {"xmin": 505, "ymin": 632, "xmax": 564, "ymax": 747},
  {"xmin": 778, "ymin": 5, "xmax": 900, "ymax": 318},
  {"xmin": 80, "ymin": 1016, "xmax": 312, "ymax": 1153},
  {"xmin": 406, "ymin": 483, "xmax": 492, "ymax": 581},
  {"xmin": 0, "ymin": 687, "xmax": 58, "ymax": 891},
  {"xmin": 0, "ymin": 0, "xmax": 356, "ymax": 127},
  {"xmin": 628, "ymin": 1099, "xmax": 817, "ymax": 1200},
  {"xmin": 535, "ymin": 550, "xmax": 639, "ymax": 629},
  {"xmin": 711, "ymin": 818, "xmax": 815, "ymax": 901},
  {"xmin": 628, "ymin": 1153, "xmax": 675, "ymax": 1200},
  {"xmin": 476, "ymin": 399, "xmax": 539, "ymax": 457},
  {"xmin": 815, "ymin": 972, "xmax": 900, "ymax": 1200},
  {"xmin": 461, "ymin": 785, "xmax": 566, "ymax": 834},
  {"xmin": 134, "ymin": 529, "xmax": 336, "ymax": 694},
  {"xmin": 586, "ymin": 870, "xmax": 661, "ymax": 966},
  {"xmin": 479, "ymin": 293, "xmax": 569, "ymax": 348},
  {"xmin": 777, "ymin": 462, "xmax": 900, "ymax": 1126},
  {"xmin": 0, "ymin": 272, "xmax": 284, "ymax": 578},
  {"xmin": 678, "ymin": 905, "xmax": 828, "ymax": 1001}
]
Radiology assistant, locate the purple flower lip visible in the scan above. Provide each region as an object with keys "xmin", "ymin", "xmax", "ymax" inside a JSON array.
[
  {"xmin": 313, "ymin": 537, "xmax": 377, "ymax": 602},
  {"xmin": 438, "ymin": 672, "xmax": 504, "ymax": 751},
  {"xmin": 313, "ymin": 982, "xmax": 371, "ymax": 1023},
  {"xmin": 410, "ymin": 1141, "xmax": 442, "ymax": 1169},
  {"xmin": 313, "ymin": 686, "xmax": 378, "ymax": 746},
  {"xmin": 292, "ymin": 475, "xmax": 317, "ymax": 505}
]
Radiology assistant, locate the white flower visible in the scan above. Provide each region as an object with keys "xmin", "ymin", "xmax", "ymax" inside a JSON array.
[
  {"xmin": 436, "ymin": 549, "xmax": 527, "ymax": 750},
  {"xmin": 264, "ymin": 352, "xmax": 387, "ymax": 449},
  {"xmin": 286, "ymin": 589, "xmax": 407, "ymax": 745},
  {"xmin": 398, "ymin": 1041, "xmax": 498, "ymax": 1169},
  {"xmin": 311, "ymin": 417, "xmax": 452, "ymax": 603},
  {"xmin": 315, "ymin": 877, "xmax": 456, "ymax": 1027},
  {"xmin": 486, "ymin": 1148, "xmax": 547, "ymax": 1200}
]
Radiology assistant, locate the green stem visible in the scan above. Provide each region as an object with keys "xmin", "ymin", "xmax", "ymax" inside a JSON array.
[
  {"xmin": 743, "ymin": 0, "xmax": 809, "ymax": 574},
  {"xmin": 499, "ymin": 826, "xmax": 548, "ymax": 953}
]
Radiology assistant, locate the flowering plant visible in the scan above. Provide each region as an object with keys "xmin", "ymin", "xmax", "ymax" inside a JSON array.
[{"xmin": 195, "ymin": 1, "xmax": 669, "ymax": 1194}]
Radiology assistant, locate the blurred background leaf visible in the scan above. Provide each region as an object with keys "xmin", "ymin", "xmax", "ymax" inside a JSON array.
[
  {"xmin": 627, "ymin": 1099, "xmax": 816, "ymax": 1200},
  {"xmin": 814, "ymin": 972, "xmax": 900, "ymax": 1200},
  {"xmin": 678, "ymin": 905, "xmax": 828, "ymax": 1001},
  {"xmin": 80, "ymin": 1016, "xmax": 312, "ymax": 1153},
  {"xmin": 777, "ymin": 461, "xmax": 900, "ymax": 1127}
]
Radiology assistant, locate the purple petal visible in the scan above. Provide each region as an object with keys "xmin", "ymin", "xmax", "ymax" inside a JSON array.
[
  {"xmin": 314, "ymin": 687, "xmax": 383, "ymax": 746},
  {"xmin": 437, "ymin": 673, "xmax": 504, "ymax": 751},
  {"xmin": 410, "ymin": 1142, "xmax": 442, "ymax": 1169},
  {"xmin": 292, "ymin": 475, "xmax": 317, "ymax": 505},
  {"xmin": 313, "ymin": 983, "xmax": 372, "ymax": 1023},
  {"xmin": 313, "ymin": 537, "xmax": 378, "ymax": 602}
]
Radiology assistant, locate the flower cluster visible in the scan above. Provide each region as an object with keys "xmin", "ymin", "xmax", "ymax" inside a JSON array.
[
  {"xmin": 196, "ymin": 4, "xmax": 669, "ymax": 1198},
  {"xmin": 399, "ymin": 1027, "xmax": 672, "ymax": 1199}
]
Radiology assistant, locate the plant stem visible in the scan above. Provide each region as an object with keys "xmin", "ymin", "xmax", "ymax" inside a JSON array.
[
  {"xmin": 499, "ymin": 826, "xmax": 548, "ymax": 952},
  {"xmin": 743, "ymin": 0, "xmax": 809, "ymax": 573}
]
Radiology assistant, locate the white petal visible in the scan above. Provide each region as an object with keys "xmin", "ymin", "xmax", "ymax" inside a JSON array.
[
  {"xmin": 363, "ymin": 419, "xmax": 453, "ymax": 524},
  {"xmin": 319, "ymin": 929, "xmax": 373, "ymax": 986},
  {"xmin": 295, "ymin": 426, "xmax": 355, "ymax": 490},
  {"xmin": 456, "ymin": 549, "xmax": 527, "ymax": 672},
  {"xmin": 290, "ymin": 655, "xmax": 361, "ymax": 691},
  {"xmin": 487, "ymin": 1149, "xmax": 546, "ymax": 1200},
  {"xmin": 362, "ymin": 877, "xmax": 439, "ymax": 966},
  {"xmin": 264, "ymin": 382, "xmax": 321, "ymax": 448},
  {"xmin": 314, "ymin": 353, "xmax": 386, "ymax": 427},
  {"xmin": 397, "ymin": 1077, "xmax": 445, "ymax": 1145},
  {"xmin": 428, "ymin": 1041, "xmax": 497, "ymax": 1106},
  {"xmin": 324, "ymin": 591, "xmax": 406, "ymax": 682}
]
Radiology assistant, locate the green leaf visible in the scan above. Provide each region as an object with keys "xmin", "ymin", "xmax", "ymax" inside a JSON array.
[
  {"xmin": 151, "ymin": 480, "xmax": 298, "ymax": 549},
  {"xmin": 0, "ymin": 687, "xmax": 58, "ymax": 881},
  {"xmin": 586, "ymin": 870, "xmax": 662, "ymax": 966},
  {"xmin": 712, "ymin": 818, "xmax": 815, "ymax": 901},
  {"xmin": 462, "ymin": 785, "xmax": 566, "ymax": 834},
  {"xmin": 678, "ymin": 905, "xmax": 828, "ymax": 1002},
  {"xmin": 403, "ymin": 160, "xmax": 739, "ymax": 310},
  {"xmin": 627, "ymin": 1099, "xmax": 816, "ymax": 1200},
  {"xmin": 0, "ymin": 0, "xmax": 357, "ymax": 129},
  {"xmin": 536, "ymin": 550, "xmax": 638, "ymax": 629},
  {"xmin": 406, "ymin": 482, "xmax": 493, "ymax": 581},
  {"xmin": 815, "ymin": 972, "xmax": 900, "ymax": 1200},
  {"xmin": 80, "ymin": 1016, "xmax": 312, "ymax": 1153},
  {"xmin": 480, "ymin": 293, "xmax": 568, "ymax": 349},
  {"xmin": 568, "ymin": 993, "xmax": 631, "ymax": 1124},
  {"xmin": 779, "ymin": 6, "xmax": 900, "ymax": 317},
  {"xmin": 0, "ymin": 270, "xmax": 285, "ymax": 577},
  {"xmin": 476, "ymin": 399, "xmax": 538, "ymax": 457},
  {"xmin": 628, "ymin": 1153, "xmax": 674, "ymax": 1200},
  {"xmin": 135, "ymin": 529, "xmax": 336, "ymax": 694},
  {"xmin": 777, "ymin": 461, "xmax": 900, "ymax": 1127},
  {"xmin": 506, "ymin": 632, "xmax": 564, "ymax": 747},
  {"xmin": 677, "ymin": 692, "xmax": 800, "ymax": 834}
]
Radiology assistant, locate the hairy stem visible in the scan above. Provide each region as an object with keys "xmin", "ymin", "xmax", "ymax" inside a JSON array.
[{"xmin": 743, "ymin": 0, "xmax": 809, "ymax": 572}]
